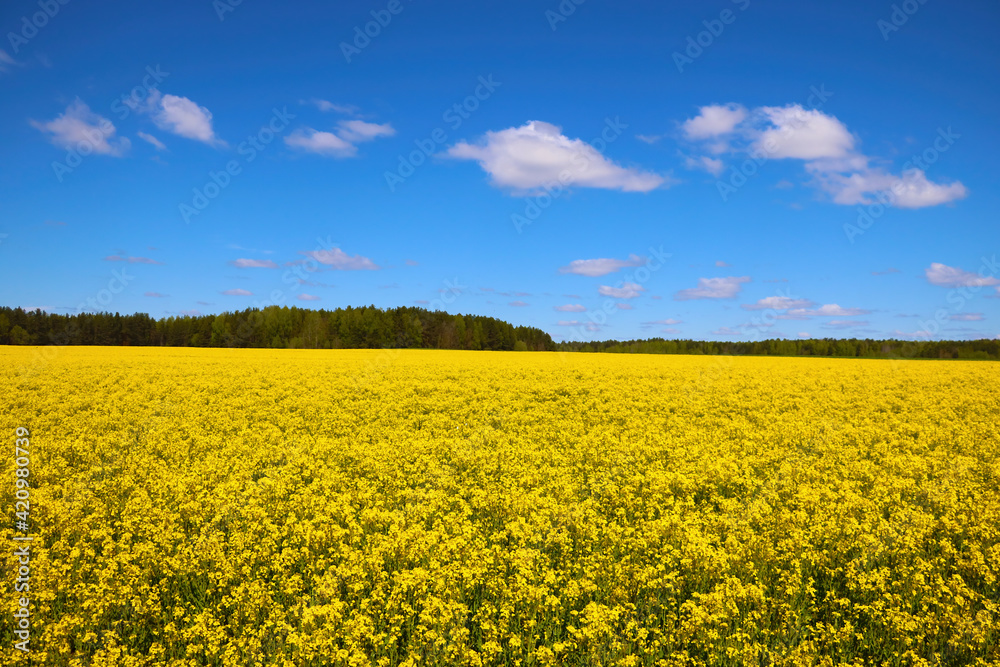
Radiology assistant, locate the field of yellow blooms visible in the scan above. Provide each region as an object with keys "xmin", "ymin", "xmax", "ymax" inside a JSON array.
[{"xmin": 1, "ymin": 346, "xmax": 998, "ymax": 666}]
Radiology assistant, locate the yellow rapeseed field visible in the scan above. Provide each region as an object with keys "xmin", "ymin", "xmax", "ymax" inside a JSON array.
[{"xmin": 1, "ymin": 347, "xmax": 998, "ymax": 666}]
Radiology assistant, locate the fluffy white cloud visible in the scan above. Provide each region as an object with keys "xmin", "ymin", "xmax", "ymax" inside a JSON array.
[
  {"xmin": 150, "ymin": 92, "xmax": 224, "ymax": 146},
  {"xmin": 598, "ymin": 282, "xmax": 645, "ymax": 299},
  {"xmin": 741, "ymin": 296, "xmax": 815, "ymax": 311},
  {"xmin": 554, "ymin": 304, "xmax": 586, "ymax": 312},
  {"xmin": 301, "ymin": 248, "xmax": 379, "ymax": 270},
  {"xmin": 446, "ymin": 121, "xmax": 667, "ymax": 193},
  {"xmin": 31, "ymin": 99, "xmax": 130, "ymax": 156},
  {"xmin": 137, "ymin": 131, "xmax": 167, "ymax": 151},
  {"xmin": 678, "ymin": 102, "xmax": 967, "ymax": 210},
  {"xmin": 925, "ymin": 262, "xmax": 1000, "ymax": 287},
  {"xmin": 230, "ymin": 258, "xmax": 278, "ymax": 269},
  {"xmin": 682, "ymin": 104, "xmax": 747, "ymax": 140},
  {"xmin": 815, "ymin": 167, "xmax": 968, "ymax": 208},
  {"xmin": 675, "ymin": 276, "xmax": 750, "ymax": 300},
  {"xmin": 559, "ymin": 254, "xmax": 645, "ymax": 277},
  {"xmin": 754, "ymin": 105, "xmax": 855, "ymax": 160}
]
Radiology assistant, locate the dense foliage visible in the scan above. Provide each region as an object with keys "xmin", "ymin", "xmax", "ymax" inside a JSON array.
[
  {"xmin": 0, "ymin": 306, "xmax": 556, "ymax": 352},
  {"xmin": 557, "ymin": 336, "xmax": 1000, "ymax": 360}
]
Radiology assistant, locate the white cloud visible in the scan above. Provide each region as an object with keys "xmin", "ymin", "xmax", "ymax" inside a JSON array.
[
  {"xmin": 309, "ymin": 100, "xmax": 360, "ymax": 114},
  {"xmin": 598, "ymin": 282, "xmax": 645, "ymax": 299},
  {"xmin": 642, "ymin": 319, "xmax": 683, "ymax": 325},
  {"xmin": 715, "ymin": 260, "xmax": 731, "ymax": 267},
  {"xmin": 615, "ymin": 303, "xmax": 633, "ymax": 310},
  {"xmin": 335, "ymin": 120, "xmax": 395, "ymax": 143},
  {"xmin": 712, "ymin": 326, "xmax": 743, "ymax": 336},
  {"xmin": 144, "ymin": 292, "xmax": 168, "ymax": 298},
  {"xmin": 555, "ymin": 304, "xmax": 586, "ymax": 312},
  {"xmin": 559, "ymin": 254, "xmax": 645, "ymax": 277},
  {"xmin": 150, "ymin": 92, "xmax": 224, "ymax": 147},
  {"xmin": 675, "ymin": 276, "xmax": 750, "ymax": 300},
  {"xmin": 682, "ymin": 104, "xmax": 747, "ymax": 140},
  {"xmin": 509, "ymin": 300, "xmax": 529, "ymax": 307},
  {"xmin": 684, "ymin": 155, "xmax": 725, "ymax": 176},
  {"xmin": 815, "ymin": 167, "xmax": 968, "ymax": 208},
  {"xmin": 786, "ymin": 304, "xmax": 873, "ymax": 317},
  {"xmin": 221, "ymin": 288, "xmax": 253, "ymax": 296},
  {"xmin": 636, "ymin": 134, "xmax": 662, "ymax": 144},
  {"xmin": 678, "ymin": 102, "xmax": 967, "ymax": 210},
  {"xmin": 798, "ymin": 332, "xmax": 810, "ymax": 338},
  {"xmin": 301, "ymin": 247, "xmax": 379, "ymax": 270},
  {"xmin": 949, "ymin": 313, "xmax": 983, "ymax": 321},
  {"xmin": 286, "ymin": 119, "xmax": 395, "ymax": 158},
  {"xmin": 925, "ymin": 262, "xmax": 1000, "ymax": 288},
  {"xmin": 754, "ymin": 105, "xmax": 855, "ymax": 160},
  {"xmin": 298, "ymin": 294, "xmax": 321, "ymax": 301},
  {"xmin": 137, "ymin": 131, "xmax": 167, "ymax": 151},
  {"xmin": 230, "ymin": 258, "xmax": 278, "ymax": 269},
  {"xmin": 741, "ymin": 296, "xmax": 814, "ymax": 311},
  {"xmin": 446, "ymin": 120, "xmax": 667, "ymax": 193},
  {"xmin": 30, "ymin": 99, "xmax": 130, "ymax": 156},
  {"xmin": 286, "ymin": 129, "xmax": 356, "ymax": 158}
]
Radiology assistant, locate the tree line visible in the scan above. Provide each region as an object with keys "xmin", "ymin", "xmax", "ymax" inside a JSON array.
[
  {"xmin": 556, "ymin": 336, "xmax": 1000, "ymax": 360},
  {"xmin": 0, "ymin": 306, "xmax": 556, "ymax": 351}
]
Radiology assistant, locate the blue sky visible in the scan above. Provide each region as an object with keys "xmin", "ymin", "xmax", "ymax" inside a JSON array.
[{"xmin": 2, "ymin": 0, "xmax": 998, "ymax": 342}]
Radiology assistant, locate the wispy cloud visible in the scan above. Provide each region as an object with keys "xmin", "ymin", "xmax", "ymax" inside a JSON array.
[
  {"xmin": 301, "ymin": 247, "xmax": 379, "ymax": 270},
  {"xmin": 925, "ymin": 262, "xmax": 1000, "ymax": 288},
  {"xmin": 599, "ymin": 282, "xmax": 645, "ymax": 299},
  {"xmin": 554, "ymin": 304, "xmax": 586, "ymax": 312},
  {"xmin": 229, "ymin": 258, "xmax": 278, "ymax": 269},
  {"xmin": 286, "ymin": 119, "xmax": 394, "ymax": 158},
  {"xmin": 104, "ymin": 254, "xmax": 162, "ymax": 264},
  {"xmin": 559, "ymin": 254, "xmax": 645, "ymax": 277},
  {"xmin": 297, "ymin": 293, "xmax": 321, "ymax": 301},
  {"xmin": 675, "ymin": 276, "xmax": 750, "ymax": 300},
  {"xmin": 31, "ymin": 99, "xmax": 130, "ymax": 156},
  {"xmin": 137, "ymin": 131, "xmax": 167, "ymax": 151},
  {"xmin": 221, "ymin": 288, "xmax": 253, "ymax": 296}
]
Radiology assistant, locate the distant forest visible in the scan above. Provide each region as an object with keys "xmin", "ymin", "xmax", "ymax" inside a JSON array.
[
  {"xmin": 0, "ymin": 305, "xmax": 997, "ymax": 359},
  {"xmin": 0, "ymin": 306, "xmax": 556, "ymax": 351}
]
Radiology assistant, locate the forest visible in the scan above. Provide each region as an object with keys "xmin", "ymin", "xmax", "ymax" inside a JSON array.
[{"xmin": 1, "ymin": 305, "xmax": 997, "ymax": 359}]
